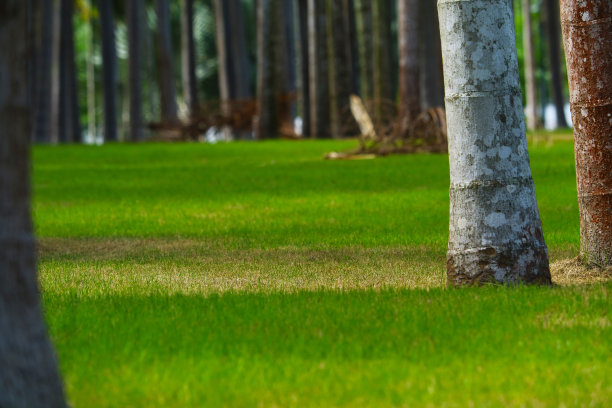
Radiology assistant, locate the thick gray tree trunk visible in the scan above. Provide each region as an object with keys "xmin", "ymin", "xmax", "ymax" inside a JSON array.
[
  {"xmin": 544, "ymin": 0, "xmax": 568, "ymax": 128},
  {"xmin": 181, "ymin": 0, "xmax": 199, "ymax": 119},
  {"xmin": 99, "ymin": 0, "xmax": 118, "ymax": 141},
  {"xmin": 155, "ymin": 0, "xmax": 179, "ymax": 124},
  {"xmin": 438, "ymin": 0, "xmax": 551, "ymax": 285},
  {"xmin": 127, "ymin": 0, "xmax": 144, "ymax": 141},
  {"xmin": 398, "ymin": 0, "xmax": 420, "ymax": 133},
  {"xmin": 0, "ymin": 2, "xmax": 67, "ymax": 406},
  {"xmin": 307, "ymin": 0, "xmax": 331, "ymax": 138},
  {"xmin": 560, "ymin": 0, "xmax": 612, "ymax": 267},
  {"xmin": 521, "ymin": 0, "xmax": 539, "ymax": 130}
]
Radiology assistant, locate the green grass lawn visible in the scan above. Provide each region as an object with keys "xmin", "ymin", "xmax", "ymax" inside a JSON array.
[{"xmin": 34, "ymin": 136, "xmax": 612, "ymax": 406}]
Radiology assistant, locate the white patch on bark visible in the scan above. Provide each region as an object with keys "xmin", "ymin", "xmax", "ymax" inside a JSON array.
[{"xmin": 485, "ymin": 212, "xmax": 507, "ymax": 228}]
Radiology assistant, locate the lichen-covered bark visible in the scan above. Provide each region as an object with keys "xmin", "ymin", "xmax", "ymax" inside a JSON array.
[
  {"xmin": 438, "ymin": 0, "xmax": 551, "ymax": 285},
  {"xmin": 0, "ymin": 2, "xmax": 67, "ymax": 406},
  {"xmin": 560, "ymin": 0, "xmax": 612, "ymax": 267}
]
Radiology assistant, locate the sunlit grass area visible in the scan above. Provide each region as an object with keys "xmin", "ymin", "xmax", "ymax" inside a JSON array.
[{"xmin": 34, "ymin": 134, "xmax": 612, "ymax": 406}]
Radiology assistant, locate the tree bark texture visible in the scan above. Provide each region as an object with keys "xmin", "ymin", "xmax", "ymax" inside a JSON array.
[
  {"xmin": 296, "ymin": 0, "xmax": 311, "ymax": 137},
  {"xmin": 354, "ymin": 0, "xmax": 374, "ymax": 101},
  {"xmin": 181, "ymin": 0, "xmax": 199, "ymax": 118},
  {"xmin": 99, "ymin": 0, "xmax": 118, "ymax": 141},
  {"xmin": 326, "ymin": 0, "xmax": 359, "ymax": 138},
  {"xmin": 544, "ymin": 0, "xmax": 568, "ymax": 128},
  {"xmin": 344, "ymin": 0, "xmax": 360, "ymax": 95},
  {"xmin": 419, "ymin": 0, "xmax": 444, "ymax": 110},
  {"xmin": 255, "ymin": 0, "xmax": 283, "ymax": 139},
  {"xmin": 438, "ymin": 0, "xmax": 551, "ymax": 285},
  {"xmin": 560, "ymin": 0, "xmax": 612, "ymax": 267},
  {"xmin": 521, "ymin": 0, "xmax": 539, "ymax": 130},
  {"xmin": 128, "ymin": 0, "xmax": 144, "ymax": 141},
  {"xmin": 0, "ymin": 2, "xmax": 67, "ymax": 406},
  {"xmin": 33, "ymin": 0, "xmax": 54, "ymax": 143},
  {"xmin": 398, "ymin": 0, "xmax": 421, "ymax": 132},
  {"xmin": 155, "ymin": 0, "xmax": 179, "ymax": 124},
  {"xmin": 58, "ymin": 0, "xmax": 80, "ymax": 143},
  {"xmin": 308, "ymin": 0, "xmax": 331, "ymax": 138}
]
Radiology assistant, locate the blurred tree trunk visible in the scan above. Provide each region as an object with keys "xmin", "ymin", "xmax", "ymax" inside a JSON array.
[
  {"xmin": 326, "ymin": 0, "xmax": 359, "ymax": 138},
  {"xmin": 544, "ymin": 0, "xmax": 568, "ymax": 128},
  {"xmin": 33, "ymin": 0, "xmax": 54, "ymax": 143},
  {"xmin": 281, "ymin": 0, "xmax": 297, "ymax": 130},
  {"xmin": 354, "ymin": 0, "xmax": 373, "ymax": 102},
  {"xmin": 296, "ymin": 0, "xmax": 311, "ymax": 137},
  {"xmin": 344, "ymin": 0, "xmax": 360, "ymax": 95},
  {"xmin": 398, "ymin": 0, "xmax": 420, "ymax": 134},
  {"xmin": 58, "ymin": 0, "xmax": 80, "ymax": 143},
  {"xmin": 99, "ymin": 0, "xmax": 118, "ymax": 141},
  {"xmin": 215, "ymin": 0, "xmax": 252, "ymax": 139},
  {"xmin": 560, "ymin": 0, "xmax": 612, "ymax": 267},
  {"xmin": 127, "ymin": 0, "xmax": 144, "ymax": 141},
  {"xmin": 307, "ymin": 0, "xmax": 331, "ymax": 138},
  {"xmin": 372, "ymin": 0, "xmax": 393, "ymax": 119},
  {"xmin": 181, "ymin": 0, "xmax": 199, "ymax": 119},
  {"xmin": 439, "ymin": 0, "xmax": 551, "ymax": 285},
  {"xmin": 155, "ymin": 0, "xmax": 179, "ymax": 124},
  {"xmin": 419, "ymin": 0, "xmax": 444, "ymax": 110},
  {"xmin": 0, "ymin": 2, "xmax": 67, "ymax": 405},
  {"xmin": 255, "ymin": 0, "xmax": 283, "ymax": 139},
  {"xmin": 522, "ymin": 0, "xmax": 539, "ymax": 129}
]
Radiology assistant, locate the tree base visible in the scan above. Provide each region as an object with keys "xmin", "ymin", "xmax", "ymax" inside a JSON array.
[{"xmin": 447, "ymin": 244, "xmax": 551, "ymax": 286}]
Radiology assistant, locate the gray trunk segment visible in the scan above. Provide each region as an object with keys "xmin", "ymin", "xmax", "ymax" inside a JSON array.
[
  {"xmin": 155, "ymin": 0, "xmax": 179, "ymax": 124},
  {"xmin": 181, "ymin": 0, "xmax": 199, "ymax": 118},
  {"xmin": 0, "ymin": 2, "xmax": 67, "ymax": 406},
  {"xmin": 438, "ymin": 0, "xmax": 551, "ymax": 285},
  {"xmin": 398, "ymin": 0, "xmax": 421, "ymax": 128},
  {"xmin": 99, "ymin": 0, "xmax": 118, "ymax": 141},
  {"xmin": 128, "ymin": 0, "xmax": 144, "ymax": 141}
]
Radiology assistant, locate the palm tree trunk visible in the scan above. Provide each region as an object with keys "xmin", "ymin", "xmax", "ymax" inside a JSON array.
[
  {"xmin": 0, "ymin": 2, "xmax": 67, "ymax": 405},
  {"xmin": 419, "ymin": 0, "xmax": 444, "ymax": 109},
  {"xmin": 296, "ymin": 0, "xmax": 311, "ymax": 137},
  {"xmin": 58, "ymin": 0, "xmax": 80, "ymax": 143},
  {"xmin": 354, "ymin": 0, "xmax": 373, "ymax": 102},
  {"xmin": 99, "ymin": 0, "xmax": 118, "ymax": 141},
  {"xmin": 439, "ymin": 0, "xmax": 551, "ymax": 285},
  {"xmin": 33, "ymin": 0, "xmax": 54, "ymax": 143},
  {"xmin": 560, "ymin": 0, "xmax": 612, "ymax": 267}
]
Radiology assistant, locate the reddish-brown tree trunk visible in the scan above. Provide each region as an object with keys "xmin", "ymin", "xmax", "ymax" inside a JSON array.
[{"xmin": 560, "ymin": 0, "xmax": 612, "ymax": 267}]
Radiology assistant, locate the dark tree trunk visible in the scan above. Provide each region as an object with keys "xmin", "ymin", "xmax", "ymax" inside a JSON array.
[
  {"xmin": 99, "ymin": 0, "xmax": 118, "ymax": 141},
  {"xmin": 344, "ymin": 0, "xmax": 360, "ymax": 95},
  {"xmin": 0, "ymin": 2, "xmax": 67, "ymax": 405},
  {"xmin": 544, "ymin": 0, "xmax": 568, "ymax": 128},
  {"xmin": 33, "ymin": 0, "xmax": 53, "ymax": 143},
  {"xmin": 181, "ymin": 0, "xmax": 199, "ymax": 119},
  {"xmin": 354, "ymin": 0, "xmax": 373, "ymax": 102},
  {"xmin": 155, "ymin": 0, "xmax": 179, "ymax": 124},
  {"xmin": 372, "ymin": 0, "xmax": 394, "ymax": 119},
  {"xmin": 58, "ymin": 0, "xmax": 80, "ymax": 143},
  {"xmin": 127, "ymin": 0, "xmax": 144, "ymax": 141},
  {"xmin": 281, "ymin": 0, "xmax": 297, "ymax": 128},
  {"xmin": 296, "ymin": 0, "xmax": 311, "ymax": 137},
  {"xmin": 418, "ymin": 0, "xmax": 444, "ymax": 110},
  {"xmin": 255, "ymin": 0, "xmax": 283, "ymax": 139},
  {"xmin": 307, "ymin": 0, "xmax": 331, "ymax": 138},
  {"xmin": 327, "ymin": 0, "xmax": 359, "ymax": 138},
  {"xmin": 398, "ymin": 0, "xmax": 420, "ymax": 132},
  {"xmin": 560, "ymin": 0, "xmax": 612, "ymax": 267}
]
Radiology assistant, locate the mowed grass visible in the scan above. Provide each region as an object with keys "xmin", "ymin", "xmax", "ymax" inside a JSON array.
[{"xmin": 33, "ymin": 136, "xmax": 612, "ymax": 406}]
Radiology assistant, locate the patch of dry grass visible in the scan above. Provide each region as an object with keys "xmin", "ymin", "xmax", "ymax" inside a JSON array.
[{"xmin": 551, "ymin": 257, "xmax": 612, "ymax": 286}]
